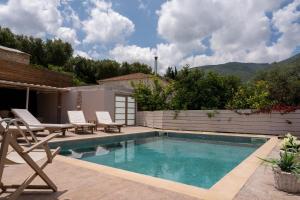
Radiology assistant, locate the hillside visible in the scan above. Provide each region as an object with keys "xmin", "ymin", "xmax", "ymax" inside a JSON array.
[{"xmin": 193, "ymin": 53, "xmax": 300, "ymax": 81}]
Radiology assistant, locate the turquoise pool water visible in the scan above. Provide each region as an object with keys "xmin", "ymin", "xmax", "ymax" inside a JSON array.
[{"xmin": 56, "ymin": 132, "xmax": 266, "ymax": 189}]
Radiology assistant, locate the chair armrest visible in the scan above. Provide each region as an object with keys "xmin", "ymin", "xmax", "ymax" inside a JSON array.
[{"xmin": 23, "ymin": 132, "xmax": 59, "ymax": 153}]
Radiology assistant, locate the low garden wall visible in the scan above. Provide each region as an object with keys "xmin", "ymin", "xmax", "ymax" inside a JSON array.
[{"xmin": 137, "ymin": 110, "xmax": 300, "ymax": 136}]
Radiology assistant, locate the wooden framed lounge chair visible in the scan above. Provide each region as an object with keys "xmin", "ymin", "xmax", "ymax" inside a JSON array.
[
  {"xmin": 12, "ymin": 109, "xmax": 73, "ymax": 136},
  {"xmin": 67, "ymin": 111, "xmax": 95, "ymax": 134},
  {"xmin": 0, "ymin": 116, "xmax": 45, "ymax": 136},
  {"xmin": 95, "ymin": 111, "xmax": 124, "ymax": 133},
  {"xmin": 0, "ymin": 118, "xmax": 60, "ymax": 200}
]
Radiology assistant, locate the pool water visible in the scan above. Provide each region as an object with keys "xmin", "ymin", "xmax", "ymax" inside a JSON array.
[{"xmin": 58, "ymin": 133, "xmax": 266, "ymax": 189}]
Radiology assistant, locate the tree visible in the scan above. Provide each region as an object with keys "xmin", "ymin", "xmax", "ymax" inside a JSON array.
[
  {"xmin": 45, "ymin": 39, "xmax": 73, "ymax": 67},
  {"xmin": 0, "ymin": 27, "xmax": 17, "ymax": 48},
  {"xmin": 133, "ymin": 66, "xmax": 241, "ymax": 111},
  {"xmin": 164, "ymin": 66, "xmax": 177, "ymax": 80},
  {"xmin": 169, "ymin": 67, "xmax": 241, "ymax": 110},
  {"xmin": 132, "ymin": 77, "xmax": 170, "ymax": 111},
  {"xmin": 254, "ymin": 63, "xmax": 300, "ymax": 105},
  {"xmin": 227, "ymin": 81, "xmax": 274, "ymax": 109},
  {"xmin": 120, "ymin": 62, "xmax": 152, "ymax": 75}
]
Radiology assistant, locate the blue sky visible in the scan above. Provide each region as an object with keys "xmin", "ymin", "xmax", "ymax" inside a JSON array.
[{"xmin": 0, "ymin": 0, "xmax": 299, "ymax": 73}]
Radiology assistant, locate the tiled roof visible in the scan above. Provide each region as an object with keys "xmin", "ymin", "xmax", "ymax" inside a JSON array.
[{"xmin": 97, "ymin": 73, "xmax": 152, "ymax": 83}]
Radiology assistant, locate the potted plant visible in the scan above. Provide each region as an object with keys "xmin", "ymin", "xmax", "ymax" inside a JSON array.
[
  {"xmin": 281, "ymin": 133, "xmax": 300, "ymax": 153},
  {"xmin": 261, "ymin": 149, "xmax": 300, "ymax": 193}
]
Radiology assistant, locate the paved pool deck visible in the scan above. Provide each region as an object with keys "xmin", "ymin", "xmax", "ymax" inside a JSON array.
[{"xmin": 1, "ymin": 127, "xmax": 299, "ymax": 200}]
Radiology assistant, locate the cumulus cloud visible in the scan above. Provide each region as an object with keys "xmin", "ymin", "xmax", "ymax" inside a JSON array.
[
  {"xmin": 109, "ymin": 44, "xmax": 155, "ymax": 65},
  {"xmin": 155, "ymin": 0, "xmax": 300, "ymax": 67},
  {"xmin": 61, "ymin": 2, "xmax": 81, "ymax": 29},
  {"xmin": 0, "ymin": 0, "xmax": 63, "ymax": 37},
  {"xmin": 56, "ymin": 27, "xmax": 80, "ymax": 46},
  {"xmin": 74, "ymin": 50, "xmax": 92, "ymax": 59},
  {"xmin": 109, "ymin": 43, "xmax": 185, "ymax": 73},
  {"xmin": 83, "ymin": 0, "xmax": 135, "ymax": 44}
]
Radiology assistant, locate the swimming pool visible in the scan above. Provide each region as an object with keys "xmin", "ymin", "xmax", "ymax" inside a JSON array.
[{"xmin": 52, "ymin": 132, "xmax": 267, "ymax": 189}]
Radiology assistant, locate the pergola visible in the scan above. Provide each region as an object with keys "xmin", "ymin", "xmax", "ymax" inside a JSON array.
[{"xmin": 0, "ymin": 79, "xmax": 69, "ymax": 109}]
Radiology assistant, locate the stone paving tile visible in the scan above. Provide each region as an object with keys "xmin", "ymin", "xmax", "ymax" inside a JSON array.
[
  {"xmin": 2, "ymin": 127, "xmax": 300, "ymax": 200},
  {"xmin": 235, "ymin": 146, "xmax": 300, "ymax": 200},
  {"xmin": 1, "ymin": 159, "xmax": 200, "ymax": 200}
]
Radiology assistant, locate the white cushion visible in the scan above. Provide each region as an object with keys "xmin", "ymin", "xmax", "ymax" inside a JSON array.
[
  {"xmin": 68, "ymin": 111, "xmax": 87, "ymax": 124},
  {"xmin": 11, "ymin": 109, "xmax": 42, "ymax": 126}
]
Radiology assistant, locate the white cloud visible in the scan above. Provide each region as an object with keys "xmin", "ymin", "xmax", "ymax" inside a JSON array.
[
  {"xmin": 156, "ymin": 0, "xmax": 300, "ymax": 67},
  {"xmin": 0, "ymin": 0, "xmax": 63, "ymax": 37},
  {"xmin": 83, "ymin": 0, "xmax": 135, "ymax": 44},
  {"xmin": 56, "ymin": 27, "xmax": 80, "ymax": 46},
  {"xmin": 74, "ymin": 50, "xmax": 91, "ymax": 59},
  {"xmin": 109, "ymin": 44, "xmax": 155, "ymax": 66},
  {"xmin": 109, "ymin": 43, "xmax": 185, "ymax": 73},
  {"xmin": 61, "ymin": 2, "xmax": 81, "ymax": 29},
  {"xmin": 138, "ymin": 0, "xmax": 147, "ymax": 10}
]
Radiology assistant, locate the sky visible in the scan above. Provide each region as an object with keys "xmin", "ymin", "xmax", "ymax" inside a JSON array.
[{"xmin": 0, "ymin": 0, "xmax": 299, "ymax": 73}]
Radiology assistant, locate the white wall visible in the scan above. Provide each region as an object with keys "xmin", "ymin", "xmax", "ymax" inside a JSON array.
[
  {"xmin": 137, "ymin": 110, "xmax": 300, "ymax": 136},
  {"xmin": 60, "ymin": 87, "xmax": 121, "ymax": 123},
  {"xmin": 38, "ymin": 86, "xmax": 135, "ymax": 124}
]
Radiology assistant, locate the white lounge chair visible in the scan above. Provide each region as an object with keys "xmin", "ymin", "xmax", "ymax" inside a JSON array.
[
  {"xmin": 67, "ymin": 111, "xmax": 95, "ymax": 134},
  {"xmin": 95, "ymin": 111, "xmax": 123, "ymax": 133},
  {"xmin": 0, "ymin": 118, "xmax": 60, "ymax": 200},
  {"xmin": 12, "ymin": 109, "xmax": 73, "ymax": 136},
  {"xmin": 0, "ymin": 116, "xmax": 44, "ymax": 133}
]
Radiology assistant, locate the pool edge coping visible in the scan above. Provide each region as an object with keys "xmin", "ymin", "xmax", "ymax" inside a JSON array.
[{"xmin": 53, "ymin": 131, "xmax": 278, "ymax": 200}]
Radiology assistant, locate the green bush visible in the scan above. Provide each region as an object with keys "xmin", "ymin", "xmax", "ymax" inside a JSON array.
[
  {"xmin": 255, "ymin": 64, "xmax": 300, "ymax": 105},
  {"xmin": 133, "ymin": 67, "xmax": 241, "ymax": 111},
  {"xmin": 227, "ymin": 81, "xmax": 274, "ymax": 109},
  {"xmin": 131, "ymin": 77, "xmax": 170, "ymax": 111}
]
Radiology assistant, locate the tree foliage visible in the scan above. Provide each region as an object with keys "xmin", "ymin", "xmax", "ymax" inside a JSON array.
[
  {"xmin": 0, "ymin": 26, "xmax": 73, "ymax": 67},
  {"xmin": 227, "ymin": 81, "xmax": 274, "ymax": 109},
  {"xmin": 164, "ymin": 66, "xmax": 178, "ymax": 80},
  {"xmin": 131, "ymin": 77, "xmax": 171, "ymax": 111},
  {"xmin": 254, "ymin": 64, "xmax": 300, "ymax": 106},
  {"xmin": 169, "ymin": 67, "xmax": 241, "ymax": 110},
  {"xmin": 134, "ymin": 67, "xmax": 241, "ymax": 111},
  {"xmin": 65, "ymin": 57, "xmax": 153, "ymax": 84},
  {"xmin": 0, "ymin": 26, "xmax": 153, "ymax": 85}
]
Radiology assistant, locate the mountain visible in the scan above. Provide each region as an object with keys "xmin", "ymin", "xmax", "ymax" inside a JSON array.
[{"xmin": 193, "ymin": 53, "xmax": 300, "ymax": 81}]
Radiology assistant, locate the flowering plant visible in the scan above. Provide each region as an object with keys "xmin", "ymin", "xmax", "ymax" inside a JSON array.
[{"xmin": 281, "ymin": 133, "xmax": 300, "ymax": 153}]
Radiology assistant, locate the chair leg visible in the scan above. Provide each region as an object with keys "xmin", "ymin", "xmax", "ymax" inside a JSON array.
[
  {"xmin": 9, "ymin": 139, "xmax": 58, "ymax": 192},
  {"xmin": 62, "ymin": 129, "xmax": 66, "ymax": 137},
  {"xmin": 0, "ymin": 182, "xmax": 6, "ymax": 192}
]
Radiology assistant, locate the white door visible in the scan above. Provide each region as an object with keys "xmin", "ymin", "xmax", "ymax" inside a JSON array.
[
  {"xmin": 127, "ymin": 97, "xmax": 136, "ymax": 125},
  {"xmin": 115, "ymin": 96, "xmax": 136, "ymax": 125}
]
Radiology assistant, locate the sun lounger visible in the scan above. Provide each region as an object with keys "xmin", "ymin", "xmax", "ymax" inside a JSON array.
[
  {"xmin": 67, "ymin": 111, "xmax": 95, "ymax": 134},
  {"xmin": 0, "ymin": 118, "xmax": 60, "ymax": 200},
  {"xmin": 95, "ymin": 111, "xmax": 123, "ymax": 133},
  {"xmin": 11, "ymin": 109, "xmax": 73, "ymax": 136},
  {"xmin": 0, "ymin": 116, "xmax": 44, "ymax": 132}
]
